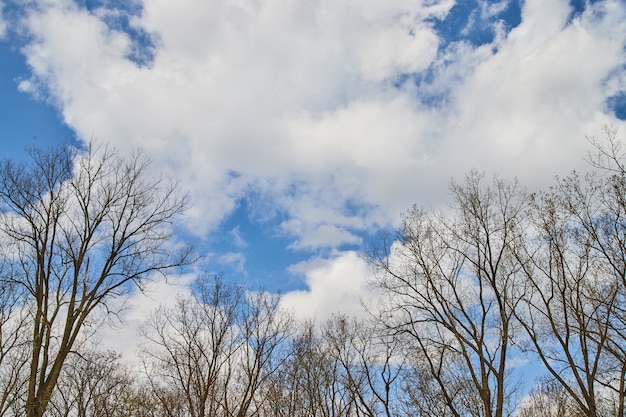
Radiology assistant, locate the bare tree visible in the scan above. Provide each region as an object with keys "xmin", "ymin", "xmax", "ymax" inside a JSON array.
[
  {"xmin": 47, "ymin": 349, "xmax": 135, "ymax": 417},
  {"xmin": 586, "ymin": 126, "xmax": 626, "ymax": 175},
  {"xmin": 368, "ymin": 172, "xmax": 527, "ymax": 417},
  {"xmin": 514, "ymin": 130, "xmax": 626, "ymax": 417},
  {"xmin": 234, "ymin": 289, "xmax": 294, "ymax": 416},
  {"xmin": 399, "ymin": 350, "xmax": 481, "ymax": 417},
  {"xmin": 263, "ymin": 319, "xmax": 355, "ymax": 417},
  {"xmin": 581, "ymin": 128, "xmax": 626, "ymax": 416},
  {"xmin": 0, "ymin": 276, "xmax": 29, "ymax": 417},
  {"xmin": 140, "ymin": 274, "xmax": 242, "ymax": 417},
  {"xmin": 322, "ymin": 314, "xmax": 405, "ymax": 417},
  {"xmin": 140, "ymin": 274, "xmax": 293, "ymax": 417},
  {"xmin": 131, "ymin": 382, "xmax": 186, "ymax": 417},
  {"xmin": 514, "ymin": 181, "xmax": 612, "ymax": 417},
  {"xmin": 264, "ymin": 315, "xmax": 405, "ymax": 417},
  {"xmin": 517, "ymin": 376, "xmax": 621, "ymax": 417},
  {"xmin": 0, "ymin": 143, "xmax": 194, "ymax": 417},
  {"xmin": 516, "ymin": 378, "xmax": 584, "ymax": 417}
]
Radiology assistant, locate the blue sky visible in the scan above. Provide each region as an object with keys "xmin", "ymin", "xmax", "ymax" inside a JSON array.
[
  {"xmin": 1, "ymin": 0, "xmax": 626, "ymax": 327},
  {"xmin": 0, "ymin": 44, "xmax": 74, "ymax": 159}
]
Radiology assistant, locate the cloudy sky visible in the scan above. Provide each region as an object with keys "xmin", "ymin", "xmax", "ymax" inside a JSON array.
[{"xmin": 1, "ymin": 0, "xmax": 626, "ymax": 326}]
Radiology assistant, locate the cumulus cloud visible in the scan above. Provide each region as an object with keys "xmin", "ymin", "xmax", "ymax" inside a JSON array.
[
  {"xmin": 11, "ymin": 0, "xmax": 626, "ymax": 320},
  {"xmin": 445, "ymin": 0, "xmax": 626, "ymax": 183},
  {"xmin": 280, "ymin": 251, "xmax": 375, "ymax": 322},
  {"xmin": 15, "ymin": 0, "xmax": 456, "ymax": 239}
]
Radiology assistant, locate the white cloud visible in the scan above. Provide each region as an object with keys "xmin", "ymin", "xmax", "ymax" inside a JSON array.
[
  {"xmin": 479, "ymin": 0, "xmax": 510, "ymax": 20},
  {"xmin": 16, "ymin": 0, "xmax": 458, "ymax": 242},
  {"xmin": 442, "ymin": 0, "xmax": 626, "ymax": 185},
  {"xmin": 96, "ymin": 273, "xmax": 194, "ymax": 363},
  {"xmin": 0, "ymin": 1, "xmax": 7, "ymax": 39},
  {"xmin": 354, "ymin": 19, "xmax": 439, "ymax": 83},
  {"xmin": 218, "ymin": 251, "xmax": 247, "ymax": 275},
  {"xmin": 281, "ymin": 220, "xmax": 361, "ymax": 251},
  {"xmin": 229, "ymin": 225, "xmax": 248, "ymax": 248},
  {"xmin": 280, "ymin": 251, "xmax": 375, "ymax": 322},
  {"xmin": 13, "ymin": 0, "xmax": 626, "ymax": 262}
]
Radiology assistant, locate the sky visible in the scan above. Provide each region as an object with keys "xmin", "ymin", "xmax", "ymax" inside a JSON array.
[{"xmin": 1, "ymin": 0, "xmax": 626, "ymax": 335}]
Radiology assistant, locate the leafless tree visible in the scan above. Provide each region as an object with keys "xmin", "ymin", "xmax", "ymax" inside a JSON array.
[
  {"xmin": 514, "ymin": 181, "xmax": 614, "ymax": 417},
  {"xmin": 586, "ymin": 126, "xmax": 626, "ymax": 175},
  {"xmin": 322, "ymin": 314, "xmax": 405, "ymax": 417},
  {"xmin": 47, "ymin": 349, "xmax": 135, "ymax": 417},
  {"xmin": 234, "ymin": 288, "xmax": 294, "ymax": 416},
  {"xmin": 368, "ymin": 172, "xmax": 527, "ymax": 417},
  {"xmin": 516, "ymin": 378, "xmax": 584, "ymax": 417},
  {"xmin": 140, "ymin": 274, "xmax": 293, "ymax": 417},
  {"xmin": 140, "ymin": 274, "xmax": 242, "ymax": 417},
  {"xmin": 130, "ymin": 382, "xmax": 186, "ymax": 417},
  {"xmin": 0, "ymin": 274, "xmax": 29, "ymax": 417},
  {"xmin": 0, "ymin": 143, "xmax": 194, "ymax": 417},
  {"xmin": 264, "ymin": 315, "xmax": 406, "ymax": 417},
  {"xmin": 399, "ymin": 351, "xmax": 480, "ymax": 417},
  {"xmin": 514, "ymin": 130, "xmax": 626, "ymax": 417},
  {"xmin": 263, "ymin": 319, "xmax": 355, "ymax": 417},
  {"xmin": 581, "ymin": 128, "xmax": 626, "ymax": 416}
]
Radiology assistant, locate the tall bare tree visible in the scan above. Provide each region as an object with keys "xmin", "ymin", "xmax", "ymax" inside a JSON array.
[
  {"xmin": 0, "ymin": 143, "xmax": 194, "ymax": 417},
  {"xmin": 582, "ymin": 127, "xmax": 626, "ymax": 416},
  {"xmin": 515, "ymin": 182, "xmax": 608, "ymax": 417},
  {"xmin": 514, "ymin": 129, "xmax": 626, "ymax": 417},
  {"xmin": 368, "ymin": 172, "xmax": 527, "ymax": 417}
]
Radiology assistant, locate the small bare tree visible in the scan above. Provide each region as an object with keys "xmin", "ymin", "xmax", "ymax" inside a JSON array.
[
  {"xmin": 47, "ymin": 349, "xmax": 135, "ymax": 417},
  {"xmin": 263, "ymin": 319, "xmax": 354, "ymax": 417},
  {"xmin": 140, "ymin": 274, "xmax": 293, "ymax": 417},
  {"xmin": 0, "ymin": 143, "xmax": 194, "ymax": 417},
  {"xmin": 140, "ymin": 274, "xmax": 242, "ymax": 417},
  {"xmin": 586, "ymin": 126, "xmax": 626, "ymax": 175},
  {"xmin": 235, "ymin": 289, "xmax": 294, "ymax": 416},
  {"xmin": 0, "ymin": 275, "xmax": 29, "ymax": 417},
  {"xmin": 516, "ymin": 378, "xmax": 584, "ymax": 417},
  {"xmin": 322, "ymin": 314, "xmax": 405, "ymax": 417}
]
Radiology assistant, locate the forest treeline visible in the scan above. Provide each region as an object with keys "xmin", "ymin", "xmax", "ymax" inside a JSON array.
[{"xmin": 0, "ymin": 128, "xmax": 625, "ymax": 417}]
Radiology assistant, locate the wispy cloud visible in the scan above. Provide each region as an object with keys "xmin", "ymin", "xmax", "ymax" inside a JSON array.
[
  {"xmin": 218, "ymin": 252, "xmax": 247, "ymax": 275},
  {"xmin": 0, "ymin": 1, "xmax": 7, "ymax": 40},
  {"xmin": 229, "ymin": 226, "xmax": 248, "ymax": 249}
]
